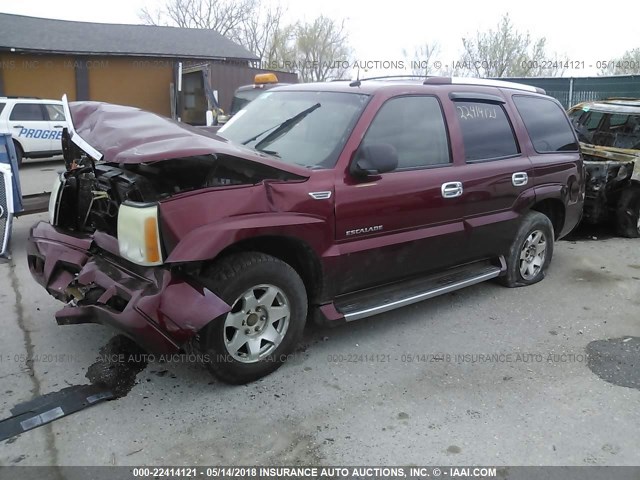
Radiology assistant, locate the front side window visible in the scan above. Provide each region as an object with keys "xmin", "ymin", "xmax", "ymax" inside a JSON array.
[
  {"xmin": 9, "ymin": 103, "xmax": 46, "ymax": 121},
  {"xmin": 361, "ymin": 96, "xmax": 450, "ymax": 170},
  {"xmin": 514, "ymin": 96, "xmax": 579, "ymax": 153},
  {"xmin": 219, "ymin": 90, "xmax": 370, "ymax": 169},
  {"xmin": 456, "ymin": 101, "xmax": 519, "ymax": 161}
]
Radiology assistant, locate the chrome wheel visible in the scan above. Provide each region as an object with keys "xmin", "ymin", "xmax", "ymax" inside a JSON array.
[
  {"xmin": 223, "ymin": 284, "xmax": 291, "ymax": 363},
  {"xmin": 519, "ymin": 230, "xmax": 547, "ymax": 281}
]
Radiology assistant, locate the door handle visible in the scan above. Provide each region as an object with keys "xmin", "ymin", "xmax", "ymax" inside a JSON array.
[
  {"xmin": 13, "ymin": 125, "xmax": 24, "ymax": 129},
  {"xmin": 53, "ymin": 125, "xmax": 64, "ymax": 128},
  {"xmin": 512, "ymin": 172, "xmax": 529, "ymax": 187},
  {"xmin": 441, "ymin": 181, "xmax": 463, "ymax": 198}
]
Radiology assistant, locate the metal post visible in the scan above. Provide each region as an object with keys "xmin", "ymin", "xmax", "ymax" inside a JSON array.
[{"xmin": 568, "ymin": 77, "xmax": 574, "ymax": 107}]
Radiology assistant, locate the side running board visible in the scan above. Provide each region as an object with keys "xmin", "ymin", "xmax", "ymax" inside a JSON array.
[{"xmin": 335, "ymin": 261, "xmax": 503, "ymax": 322}]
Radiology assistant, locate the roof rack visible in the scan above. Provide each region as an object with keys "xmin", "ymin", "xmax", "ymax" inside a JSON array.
[
  {"xmin": 424, "ymin": 77, "xmax": 545, "ymax": 94},
  {"xmin": 345, "ymin": 75, "xmax": 545, "ymax": 94}
]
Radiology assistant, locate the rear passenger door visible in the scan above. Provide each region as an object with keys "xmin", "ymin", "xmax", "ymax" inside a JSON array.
[
  {"xmin": 7, "ymin": 103, "xmax": 50, "ymax": 154},
  {"xmin": 451, "ymin": 96, "xmax": 534, "ymax": 260},
  {"xmin": 334, "ymin": 95, "xmax": 467, "ymax": 294}
]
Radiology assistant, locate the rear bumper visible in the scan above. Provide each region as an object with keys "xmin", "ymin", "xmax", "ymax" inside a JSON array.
[{"xmin": 27, "ymin": 221, "xmax": 230, "ymax": 353}]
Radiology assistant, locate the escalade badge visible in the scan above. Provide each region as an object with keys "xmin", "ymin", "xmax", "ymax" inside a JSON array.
[{"xmin": 346, "ymin": 225, "xmax": 383, "ymax": 236}]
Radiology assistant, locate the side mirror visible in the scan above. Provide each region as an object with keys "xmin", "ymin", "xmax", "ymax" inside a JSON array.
[{"xmin": 351, "ymin": 143, "xmax": 398, "ymax": 177}]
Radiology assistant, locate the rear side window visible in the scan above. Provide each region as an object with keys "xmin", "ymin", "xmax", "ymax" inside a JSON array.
[
  {"xmin": 0, "ymin": 103, "xmax": 5, "ymax": 115},
  {"xmin": 362, "ymin": 96, "xmax": 450, "ymax": 170},
  {"xmin": 9, "ymin": 103, "xmax": 46, "ymax": 121},
  {"xmin": 45, "ymin": 104, "xmax": 65, "ymax": 121},
  {"xmin": 455, "ymin": 101, "xmax": 519, "ymax": 161},
  {"xmin": 513, "ymin": 96, "xmax": 579, "ymax": 153}
]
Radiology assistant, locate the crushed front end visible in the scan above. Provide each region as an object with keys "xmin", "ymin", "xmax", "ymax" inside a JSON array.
[
  {"xmin": 28, "ymin": 220, "xmax": 229, "ymax": 353},
  {"xmin": 582, "ymin": 145, "xmax": 638, "ymax": 224}
]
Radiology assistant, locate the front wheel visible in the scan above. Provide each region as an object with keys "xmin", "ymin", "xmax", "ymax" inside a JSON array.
[
  {"xmin": 499, "ymin": 211, "xmax": 554, "ymax": 287},
  {"xmin": 198, "ymin": 252, "xmax": 307, "ymax": 384}
]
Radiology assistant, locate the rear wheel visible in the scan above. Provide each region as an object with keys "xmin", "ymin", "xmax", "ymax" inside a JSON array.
[
  {"xmin": 499, "ymin": 211, "xmax": 554, "ymax": 287},
  {"xmin": 198, "ymin": 252, "xmax": 307, "ymax": 384},
  {"xmin": 615, "ymin": 185, "xmax": 640, "ymax": 238},
  {"xmin": 12, "ymin": 141, "xmax": 23, "ymax": 167}
]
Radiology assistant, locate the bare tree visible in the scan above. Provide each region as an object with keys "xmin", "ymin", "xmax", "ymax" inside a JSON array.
[
  {"xmin": 291, "ymin": 16, "xmax": 352, "ymax": 82},
  {"xmin": 263, "ymin": 24, "xmax": 297, "ymax": 68},
  {"xmin": 403, "ymin": 42, "xmax": 440, "ymax": 76},
  {"xmin": 140, "ymin": 0, "xmax": 259, "ymax": 48},
  {"xmin": 459, "ymin": 13, "xmax": 549, "ymax": 77},
  {"xmin": 599, "ymin": 48, "xmax": 640, "ymax": 75},
  {"xmin": 235, "ymin": 3, "xmax": 286, "ymax": 62}
]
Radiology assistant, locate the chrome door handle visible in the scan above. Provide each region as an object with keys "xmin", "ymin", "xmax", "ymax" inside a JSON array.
[
  {"xmin": 441, "ymin": 181, "xmax": 463, "ymax": 198},
  {"xmin": 512, "ymin": 172, "xmax": 528, "ymax": 186}
]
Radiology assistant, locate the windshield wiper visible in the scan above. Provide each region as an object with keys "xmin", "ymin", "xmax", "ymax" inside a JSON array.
[{"xmin": 241, "ymin": 103, "xmax": 321, "ymax": 148}]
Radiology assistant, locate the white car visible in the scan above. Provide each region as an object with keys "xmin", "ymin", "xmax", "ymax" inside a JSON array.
[{"xmin": 0, "ymin": 97, "xmax": 68, "ymax": 166}]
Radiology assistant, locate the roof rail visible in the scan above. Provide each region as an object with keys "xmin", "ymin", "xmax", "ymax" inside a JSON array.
[
  {"xmin": 344, "ymin": 75, "xmax": 546, "ymax": 94},
  {"xmin": 424, "ymin": 77, "xmax": 545, "ymax": 94},
  {"xmin": 0, "ymin": 96, "xmax": 41, "ymax": 99}
]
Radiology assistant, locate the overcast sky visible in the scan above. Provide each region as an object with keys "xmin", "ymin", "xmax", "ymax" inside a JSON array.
[{"xmin": 2, "ymin": 0, "xmax": 639, "ymax": 76}]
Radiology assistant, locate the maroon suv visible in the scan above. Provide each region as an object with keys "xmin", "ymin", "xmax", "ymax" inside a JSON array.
[{"xmin": 28, "ymin": 78, "xmax": 585, "ymax": 384}]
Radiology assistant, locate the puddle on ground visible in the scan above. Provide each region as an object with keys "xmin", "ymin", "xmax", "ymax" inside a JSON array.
[
  {"xmin": 0, "ymin": 335, "xmax": 147, "ymax": 442},
  {"xmin": 586, "ymin": 337, "xmax": 640, "ymax": 390}
]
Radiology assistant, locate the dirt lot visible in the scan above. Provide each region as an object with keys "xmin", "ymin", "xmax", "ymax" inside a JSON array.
[{"xmin": 1, "ymin": 203, "xmax": 639, "ymax": 466}]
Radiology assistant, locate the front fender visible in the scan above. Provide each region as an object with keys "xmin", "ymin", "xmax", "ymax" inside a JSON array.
[{"xmin": 165, "ymin": 213, "xmax": 328, "ymax": 263}]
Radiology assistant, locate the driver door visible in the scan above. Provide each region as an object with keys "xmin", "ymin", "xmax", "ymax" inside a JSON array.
[{"xmin": 333, "ymin": 95, "xmax": 468, "ymax": 295}]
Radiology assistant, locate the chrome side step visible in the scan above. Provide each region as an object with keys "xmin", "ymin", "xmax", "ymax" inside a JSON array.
[{"xmin": 336, "ymin": 263, "xmax": 502, "ymax": 322}]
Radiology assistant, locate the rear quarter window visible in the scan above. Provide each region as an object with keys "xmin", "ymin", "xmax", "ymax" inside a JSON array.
[{"xmin": 513, "ymin": 96, "xmax": 579, "ymax": 153}]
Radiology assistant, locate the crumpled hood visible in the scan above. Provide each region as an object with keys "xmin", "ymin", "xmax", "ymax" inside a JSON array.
[{"xmin": 68, "ymin": 101, "xmax": 310, "ymax": 177}]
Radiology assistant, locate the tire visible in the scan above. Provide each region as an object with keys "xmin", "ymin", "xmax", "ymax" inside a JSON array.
[
  {"xmin": 499, "ymin": 211, "xmax": 555, "ymax": 288},
  {"xmin": 12, "ymin": 141, "xmax": 23, "ymax": 167},
  {"xmin": 198, "ymin": 252, "xmax": 307, "ymax": 384},
  {"xmin": 615, "ymin": 185, "xmax": 640, "ymax": 238}
]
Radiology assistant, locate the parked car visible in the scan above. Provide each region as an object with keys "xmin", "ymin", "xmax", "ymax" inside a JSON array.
[
  {"xmin": 0, "ymin": 97, "xmax": 68, "ymax": 166},
  {"xmin": 28, "ymin": 79, "xmax": 584, "ymax": 384},
  {"xmin": 568, "ymin": 98, "xmax": 640, "ymax": 237},
  {"xmin": 218, "ymin": 73, "xmax": 290, "ymax": 124}
]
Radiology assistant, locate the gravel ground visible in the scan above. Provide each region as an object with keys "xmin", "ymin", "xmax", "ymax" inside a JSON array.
[{"xmin": 1, "ymin": 213, "xmax": 639, "ymax": 467}]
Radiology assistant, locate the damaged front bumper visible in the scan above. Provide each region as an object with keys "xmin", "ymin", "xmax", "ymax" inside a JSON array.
[{"xmin": 27, "ymin": 221, "xmax": 230, "ymax": 353}]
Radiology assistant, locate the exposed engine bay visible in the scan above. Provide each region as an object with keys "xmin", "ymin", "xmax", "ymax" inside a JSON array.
[{"xmin": 55, "ymin": 154, "xmax": 302, "ymax": 236}]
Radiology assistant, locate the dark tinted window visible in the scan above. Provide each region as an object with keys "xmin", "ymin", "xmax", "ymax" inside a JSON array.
[
  {"xmin": 0, "ymin": 103, "xmax": 5, "ymax": 115},
  {"xmin": 514, "ymin": 96, "xmax": 579, "ymax": 153},
  {"xmin": 9, "ymin": 103, "xmax": 46, "ymax": 121},
  {"xmin": 455, "ymin": 101, "xmax": 519, "ymax": 161},
  {"xmin": 363, "ymin": 96, "xmax": 450, "ymax": 169}
]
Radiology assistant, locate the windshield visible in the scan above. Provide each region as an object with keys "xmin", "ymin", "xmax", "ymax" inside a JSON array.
[
  {"xmin": 569, "ymin": 108, "xmax": 640, "ymax": 150},
  {"xmin": 219, "ymin": 90, "xmax": 370, "ymax": 169},
  {"xmin": 229, "ymin": 89, "xmax": 264, "ymax": 115}
]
